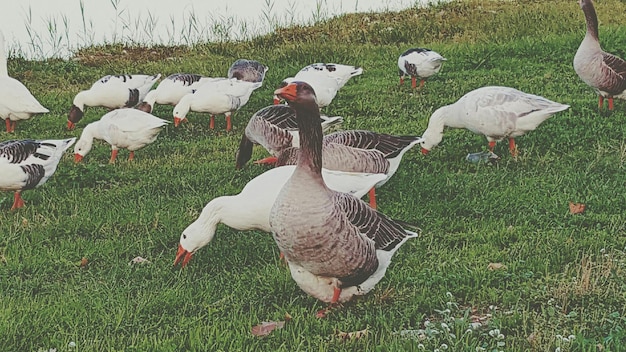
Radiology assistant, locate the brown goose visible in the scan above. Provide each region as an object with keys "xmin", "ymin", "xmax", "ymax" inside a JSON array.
[
  {"xmin": 227, "ymin": 59, "xmax": 268, "ymax": 83},
  {"xmin": 269, "ymin": 81, "xmax": 418, "ymax": 313},
  {"xmin": 274, "ymin": 130, "xmax": 423, "ymax": 209},
  {"xmin": 235, "ymin": 104, "xmax": 342, "ymax": 169},
  {"xmin": 573, "ymin": 0, "xmax": 626, "ymax": 110}
]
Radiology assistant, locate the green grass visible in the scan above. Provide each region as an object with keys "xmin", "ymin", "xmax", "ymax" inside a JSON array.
[{"xmin": 1, "ymin": 0, "xmax": 626, "ymax": 350}]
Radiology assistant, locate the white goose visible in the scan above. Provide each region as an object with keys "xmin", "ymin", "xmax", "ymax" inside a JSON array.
[
  {"xmin": 136, "ymin": 73, "xmax": 222, "ymax": 113},
  {"xmin": 274, "ymin": 130, "xmax": 423, "ymax": 209},
  {"xmin": 274, "ymin": 63, "xmax": 363, "ymax": 108},
  {"xmin": 73, "ymin": 108, "xmax": 169, "ymax": 164},
  {"xmin": 173, "ymin": 165, "xmax": 387, "ymax": 268},
  {"xmin": 173, "ymin": 78, "xmax": 262, "ymax": 131},
  {"xmin": 398, "ymin": 47, "xmax": 446, "ymax": 90},
  {"xmin": 67, "ymin": 73, "xmax": 161, "ymax": 129},
  {"xmin": 0, "ymin": 31, "xmax": 49, "ymax": 133},
  {"xmin": 227, "ymin": 59, "xmax": 269, "ymax": 83},
  {"xmin": 235, "ymin": 104, "xmax": 343, "ymax": 169},
  {"xmin": 1, "ymin": 138, "xmax": 75, "ymax": 210},
  {"xmin": 573, "ymin": 0, "xmax": 626, "ymax": 111},
  {"xmin": 420, "ymin": 86, "xmax": 570, "ymax": 157},
  {"xmin": 269, "ymin": 81, "xmax": 418, "ymax": 311}
]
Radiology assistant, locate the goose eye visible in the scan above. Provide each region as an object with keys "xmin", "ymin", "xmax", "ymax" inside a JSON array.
[{"xmin": 182, "ymin": 234, "xmax": 187, "ymax": 239}]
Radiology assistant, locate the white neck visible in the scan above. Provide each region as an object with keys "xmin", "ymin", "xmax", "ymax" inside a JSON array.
[{"xmin": 0, "ymin": 32, "xmax": 8, "ymax": 77}]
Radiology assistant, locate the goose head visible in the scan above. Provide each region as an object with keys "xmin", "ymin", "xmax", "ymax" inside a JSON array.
[
  {"xmin": 135, "ymin": 101, "xmax": 153, "ymax": 113},
  {"xmin": 174, "ymin": 224, "xmax": 205, "ymax": 268},
  {"xmin": 273, "ymin": 80, "xmax": 318, "ymax": 106},
  {"xmin": 73, "ymin": 137, "xmax": 93, "ymax": 162},
  {"xmin": 67, "ymin": 104, "xmax": 84, "ymax": 130}
]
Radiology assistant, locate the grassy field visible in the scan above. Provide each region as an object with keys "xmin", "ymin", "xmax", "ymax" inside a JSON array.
[{"xmin": 1, "ymin": 0, "xmax": 626, "ymax": 350}]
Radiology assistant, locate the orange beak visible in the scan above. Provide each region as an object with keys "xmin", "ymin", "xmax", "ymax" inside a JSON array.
[
  {"xmin": 421, "ymin": 147, "xmax": 430, "ymax": 155},
  {"xmin": 174, "ymin": 243, "xmax": 193, "ymax": 268},
  {"xmin": 273, "ymin": 96, "xmax": 281, "ymax": 105},
  {"xmin": 67, "ymin": 120, "xmax": 76, "ymax": 130},
  {"xmin": 253, "ymin": 156, "xmax": 279, "ymax": 165},
  {"xmin": 273, "ymin": 84, "xmax": 298, "ymax": 102},
  {"xmin": 173, "ymin": 117, "xmax": 186, "ymax": 127},
  {"xmin": 74, "ymin": 154, "xmax": 83, "ymax": 163}
]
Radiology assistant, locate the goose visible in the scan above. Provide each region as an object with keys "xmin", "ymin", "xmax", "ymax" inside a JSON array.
[
  {"xmin": 274, "ymin": 63, "xmax": 363, "ymax": 107},
  {"xmin": 173, "ymin": 78, "xmax": 262, "ymax": 131},
  {"xmin": 0, "ymin": 138, "xmax": 75, "ymax": 210},
  {"xmin": 274, "ymin": 130, "xmax": 423, "ymax": 209},
  {"xmin": 227, "ymin": 59, "xmax": 269, "ymax": 83},
  {"xmin": 420, "ymin": 86, "xmax": 570, "ymax": 157},
  {"xmin": 67, "ymin": 73, "xmax": 161, "ymax": 130},
  {"xmin": 136, "ymin": 73, "xmax": 222, "ymax": 113},
  {"xmin": 398, "ymin": 47, "xmax": 446, "ymax": 90},
  {"xmin": 0, "ymin": 31, "xmax": 49, "ymax": 133},
  {"xmin": 173, "ymin": 165, "xmax": 387, "ymax": 268},
  {"xmin": 573, "ymin": 0, "xmax": 626, "ymax": 111},
  {"xmin": 235, "ymin": 104, "xmax": 343, "ymax": 169},
  {"xmin": 269, "ymin": 81, "xmax": 419, "ymax": 311},
  {"xmin": 73, "ymin": 108, "xmax": 169, "ymax": 164}
]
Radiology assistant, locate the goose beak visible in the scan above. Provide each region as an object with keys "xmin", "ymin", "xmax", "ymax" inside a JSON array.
[
  {"xmin": 274, "ymin": 84, "xmax": 298, "ymax": 101},
  {"xmin": 173, "ymin": 117, "xmax": 186, "ymax": 127},
  {"xmin": 421, "ymin": 147, "xmax": 430, "ymax": 155},
  {"xmin": 74, "ymin": 154, "xmax": 83, "ymax": 163},
  {"xmin": 174, "ymin": 243, "xmax": 193, "ymax": 268},
  {"xmin": 273, "ymin": 96, "xmax": 281, "ymax": 105},
  {"xmin": 67, "ymin": 120, "xmax": 76, "ymax": 130}
]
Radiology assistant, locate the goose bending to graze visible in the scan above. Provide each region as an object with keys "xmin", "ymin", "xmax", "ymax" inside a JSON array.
[
  {"xmin": 0, "ymin": 31, "xmax": 49, "ymax": 133},
  {"xmin": 420, "ymin": 86, "xmax": 570, "ymax": 157},
  {"xmin": 573, "ymin": 0, "xmax": 626, "ymax": 111},
  {"xmin": 173, "ymin": 165, "xmax": 387, "ymax": 268},
  {"xmin": 274, "ymin": 63, "xmax": 363, "ymax": 107},
  {"xmin": 270, "ymin": 81, "xmax": 419, "ymax": 312},
  {"xmin": 136, "ymin": 73, "xmax": 222, "ymax": 113},
  {"xmin": 235, "ymin": 104, "xmax": 343, "ymax": 169},
  {"xmin": 67, "ymin": 73, "xmax": 161, "ymax": 129},
  {"xmin": 274, "ymin": 130, "xmax": 423, "ymax": 209},
  {"xmin": 227, "ymin": 59, "xmax": 269, "ymax": 83},
  {"xmin": 0, "ymin": 138, "xmax": 75, "ymax": 210},
  {"xmin": 74, "ymin": 108, "xmax": 169, "ymax": 164},
  {"xmin": 173, "ymin": 78, "xmax": 262, "ymax": 131},
  {"xmin": 398, "ymin": 48, "xmax": 446, "ymax": 90}
]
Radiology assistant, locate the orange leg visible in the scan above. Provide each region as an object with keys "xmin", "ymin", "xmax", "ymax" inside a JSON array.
[
  {"xmin": 411, "ymin": 76, "xmax": 417, "ymax": 89},
  {"xmin": 608, "ymin": 97, "xmax": 614, "ymax": 111},
  {"xmin": 418, "ymin": 79, "xmax": 426, "ymax": 90},
  {"xmin": 316, "ymin": 286, "xmax": 342, "ymax": 318},
  {"xmin": 598, "ymin": 96, "xmax": 604, "ymax": 110},
  {"xmin": 399, "ymin": 76, "xmax": 404, "ymax": 86},
  {"xmin": 5, "ymin": 119, "xmax": 11, "ymax": 133},
  {"xmin": 128, "ymin": 151, "xmax": 135, "ymax": 161},
  {"xmin": 209, "ymin": 115, "xmax": 215, "ymax": 129},
  {"xmin": 368, "ymin": 188, "xmax": 377, "ymax": 210},
  {"xmin": 109, "ymin": 149, "xmax": 119, "ymax": 164},
  {"xmin": 225, "ymin": 113, "xmax": 232, "ymax": 131},
  {"xmin": 11, "ymin": 191, "xmax": 25, "ymax": 210},
  {"xmin": 508, "ymin": 138, "xmax": 518, "ymax": 158},
  {"xmin": 488, "ymin": 141, "xmax": 496, "ymax": 152},
  {"xmin": 11, "ymin": 121, "xmax": 16, "ymax": 132}
]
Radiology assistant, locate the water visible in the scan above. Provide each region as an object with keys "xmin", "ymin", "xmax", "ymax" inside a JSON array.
[{"xmin": 2, "ymin": 0, "xmax": 433, "ymax": 59}]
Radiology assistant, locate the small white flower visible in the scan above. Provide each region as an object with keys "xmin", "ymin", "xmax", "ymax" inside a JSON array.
[
  {"xmin": 489, "ymin": 329, "xmax": 500, "ymax": 337},
  {"xmin": 568, "ymin": 334, "xmax": 575, "ymax": 341},
  {"xmin": 440, "ymin": 343, "xmax": 449, "ymax": 350}
]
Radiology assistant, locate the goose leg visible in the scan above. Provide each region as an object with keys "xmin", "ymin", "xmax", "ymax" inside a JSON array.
[
  {"xmin": 368, "ymin": 188, "xmax": 377, "ymax": 210},
  {"xmin": 11, "ymin": 191, "xmax": 25, "ymax": 210},
  {"xmin": 128, "ymin": 151, "xmax": 135, "ymax": 161},
  {"xmin": 488, "ymin": 140, "xmax": 496, "ymax": 152},
  {"xmin": 508, "ymin": 138, "xmax": 518, "ymax": 158},
  {"xmin": 316, "ymin": 286, "xmax": 342, "ymax": 318},
  {"xmin": 109, "ymin": 149, "xmax": 119, "ymax": 164},
  {"xmin": 418, "ymin": 79, "xmax": 426, "ymax": 90},
  {"xmin": 209, "ymin": 115, "xmax": 215, "ymax": 129},
  {"xmin": 411, "ymin": 76, "xmax": 417, "ymax": 89},
  {"xmin": 598, "ymin": 96, "xmax": 604, "ymax": 110},
  {"xmin": 5, "ymin": 119, "xmax": 11, "ymax": 133},
  {"xmin": 399, "ymin": 75, "xmax": 404, "ymax": 86},
  {"xmin": 225, "ymin": 113, "xmax": 232, "ymax": 131},
  {"xmin": 608, "ymin": 97, "xmax": 614, "ymax": 111}
]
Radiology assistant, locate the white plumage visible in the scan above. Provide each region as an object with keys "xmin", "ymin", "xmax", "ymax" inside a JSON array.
[
  {"xmin": 67, "ymin": 73, "xmax": 161, "ymax": 129},
  {"xmin": 136, "ymin": 73, "xmax": 222, "ymax": 113},
  {"xmin": 73, "ymin": 108, "xmax": 169, "ymax": 163},
  {"xmin": 0, "ymin": 138, "xmax": 75, "ymax": 210},
  {"xmin": 0, "ymin": 31, "xmax": 49, "ymax": 133}
]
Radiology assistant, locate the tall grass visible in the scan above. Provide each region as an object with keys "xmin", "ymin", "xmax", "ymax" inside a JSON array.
[{"xmin": 1, "ymin": 0, "xmax": 626, "ymax": 351}]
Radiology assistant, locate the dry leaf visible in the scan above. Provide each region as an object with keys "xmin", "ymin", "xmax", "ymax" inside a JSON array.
[
  {"xmin": 80, "ymin": 257, "xmax": 88, "ymax": 268},
  {"xmin": 129, "ymin": 256, "xmax": 150, "ymax": 265},
  {"xmin": 569, "ymin": 202, "xmax": 586, "ymax": 214},
  {"xmin": 251, "ymin": 321, "xmax": 285, "ymax": 337},
  {"xmin": 487, "ymin": 262, "xmax": 507, "ymax": 271},
  {"xmin": 336, "ymin": 328, "xmax": 369, "ymax": 340}
]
